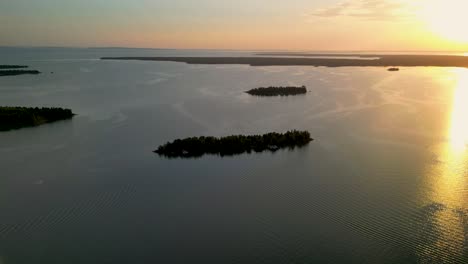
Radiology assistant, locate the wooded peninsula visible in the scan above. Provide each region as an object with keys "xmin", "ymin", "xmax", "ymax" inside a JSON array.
[
  {"xmin": 0, "ymin": 107, "xmax": 75, "ymax": 131},
  {"xmin": 101, "ymin": 54, "xmax": 468, "ymax": 68},
  {"xmin": 154, "ymin": 130, "xmax": 313, "ymax": 158}
]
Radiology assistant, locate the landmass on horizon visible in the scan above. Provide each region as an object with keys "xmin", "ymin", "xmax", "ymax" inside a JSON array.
[{"xmin": 101, "ymin": 54, "xmax": 468, "ymax": 68}]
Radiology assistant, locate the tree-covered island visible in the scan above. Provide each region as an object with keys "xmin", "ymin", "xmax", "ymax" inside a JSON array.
[
  {"xmin": 0, "ymin": 65, "xmax": 29, "ymax": 69},
  {"xmin": 0, "ymin": 70, "xmax": 41, "ymax": 76},
  {"xmin": 0, "ymin": 107, "xmax": 75, "ymax": 131},
  {"xmin": 154, "ymin": 130, "xmax": 313, "ymax": 158},
  {"xmin": 246, "ymin": 86, "xmax": 307, "ymax": 96}
]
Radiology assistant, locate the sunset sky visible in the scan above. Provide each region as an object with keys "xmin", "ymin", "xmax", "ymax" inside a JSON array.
[{"xmin": 2, "ymin": 0, "xmax": 468, "ymax": 51}]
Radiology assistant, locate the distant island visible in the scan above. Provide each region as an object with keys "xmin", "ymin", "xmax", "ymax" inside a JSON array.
[
  {"xmin": 0, "ymin": 70, "xmax": 41, "ymax": 76},
  {"xmin": 254, "ymin": 52, "xmax": 380, "ymax": 58},
  {"xmin": 246, "ymin": 86, "xmax": 307, "ymax": 96},
  {"xmin": 388, "ymin": 67, "xmax": 400, "ymax": 71},
  {"xmin": 0, "ymin": 107, "xmax": 75, "ymax": 131},
  {"xmin": 101, "ymin": 55, "xmax": 468, "ymax": 68},
  {"xmin": 0, "ymin": 65, "xmax": 29, "ymax": 69},
  {"xmin": 154, "ymin": 130, "xmax": 313, "ymax": 158},
  {"xmin": 0, "ymin": 65, "xmax": 41, "ymax": 76}
]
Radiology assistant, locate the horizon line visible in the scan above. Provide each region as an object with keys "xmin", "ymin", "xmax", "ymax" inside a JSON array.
[{"xmin": 0, "ymin": 45, "xmax": 467, "ymax": 53}]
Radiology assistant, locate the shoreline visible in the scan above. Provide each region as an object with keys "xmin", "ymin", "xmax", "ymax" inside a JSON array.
[{"xmin": 101, "ymin": 55, "xmax": 468, "ymax": 67}]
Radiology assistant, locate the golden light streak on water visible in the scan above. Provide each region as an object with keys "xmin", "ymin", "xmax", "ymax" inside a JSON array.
[
  {"xmin": 448, "ymin": 69, "xmax": 468, "ymax": 152},
  {"xmin": 420, "ymin": 68, "xmax": 468, "ymax": 262}
]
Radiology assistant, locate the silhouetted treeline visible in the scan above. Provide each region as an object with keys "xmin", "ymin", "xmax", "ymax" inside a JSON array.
[
  {"xmin": 246, "ymin": 86, "xmax": 307, "ymax": 96},
  {"xmin": 0, "ymin": 65, "xmax": 28, "ymax": 69},
  {"xmin": 0, "ymin": 107, "xmax": 75, "ymax": 131},
  {"xmin": 387, "ymin": 67, "xmax": 400, "ymax": 71},
  {"xmin": 0, "ymin": 70, "xmax": 41, "ymax": 76},
  {"xmin": 154, "ymin": 130, "xmax": 313, "ymax": 158}
]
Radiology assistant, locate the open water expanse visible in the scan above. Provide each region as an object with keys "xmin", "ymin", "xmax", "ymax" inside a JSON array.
[{"xmin": 1, "ymin": 48, "xmax": 468, "ymax": 263}]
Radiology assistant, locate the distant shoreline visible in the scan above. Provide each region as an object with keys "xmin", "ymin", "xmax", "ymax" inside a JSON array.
[{"xmin": 101, "ymin": 55, "xmax": 468, "ymax": 67}]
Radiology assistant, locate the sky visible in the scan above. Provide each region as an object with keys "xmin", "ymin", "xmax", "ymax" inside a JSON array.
[{"xmin": 1, "ymin": 0, "xmax": 468, "ymax": 51}]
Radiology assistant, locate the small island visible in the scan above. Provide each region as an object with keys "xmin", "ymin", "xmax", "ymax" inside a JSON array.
[
  {"xmin": 0, "ymin": 107, "xmax": 75, "ymax": 131},
  {"xmin": 0, "ymin": 65, "xmax": 29, "ymax": 69},
  {"xmin": 388, "ymin": 67, "xmax": 400, "ymax": 71},
  {"xmin": 246, "ymin": 86, "xmax": 307, "ymax": 96},
  {"xmin": 154, "ymin": 130, "xmax": 313, "ymax": 158},
  {"xmin": 0, "ymin": 70, "xmax": 41, "ymax": 76}
]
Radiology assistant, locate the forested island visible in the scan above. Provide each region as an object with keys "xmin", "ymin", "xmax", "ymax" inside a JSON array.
[
  {"xmin": 0, "ymin": 70, "xmax": 41, "ymax": 76},
  {"xmin": 388, "ymin": 67, "xmax": 400, "ymax": 71},
  {"xmin": 0, "ymin": 65, "xmax": 28, "ymax": 69},
  {"xmin": 246, "ymin": 86, "xmax": 307, "ymax": 96},
  {"xmin": 0, "ymin": 107, "xmax": 75, "ymax": 131},
  {"xmin": 154, "ymin": 130, "xmax": 313, "ymax": 158}
]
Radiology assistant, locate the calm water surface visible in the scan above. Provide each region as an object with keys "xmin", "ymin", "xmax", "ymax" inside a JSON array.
[{"xmin": 0, "ymin": 48, "xmax": 467, "ymax": 263}]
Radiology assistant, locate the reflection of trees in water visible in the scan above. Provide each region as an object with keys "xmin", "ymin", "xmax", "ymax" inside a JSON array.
[{"xmin": 408, "ymin": 203, "xmax": 468, "ymax": 263}]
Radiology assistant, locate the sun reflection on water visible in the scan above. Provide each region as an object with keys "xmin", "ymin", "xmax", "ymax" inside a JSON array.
[
  {"xmin": 448, "ymin": 68, "xmax": 468, "ymax": 153},
  {"xmin": 418, "ymin": 68, "xmax": 468, "ymax": 261},
  {"xmin": 434, "ymin": 68, "xmax": 468, "ymax": 214},
  {"xmin": 435, "ymin": 68, "xmax": 468, "ymax": 207}
]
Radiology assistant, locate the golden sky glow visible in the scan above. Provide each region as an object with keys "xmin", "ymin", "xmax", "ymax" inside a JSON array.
[
  {"xmin": 1, "ymin": 0, "xmax": 468, "ymax": 51},
  {"xmin": 419, "ymin": 0, "xmax": 468, "ymax": 43}
]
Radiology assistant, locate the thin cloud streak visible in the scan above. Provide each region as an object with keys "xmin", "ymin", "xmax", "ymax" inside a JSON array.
[{"xmin": 309, "ymin": 0, "xmax": 420, "ymax": 21}]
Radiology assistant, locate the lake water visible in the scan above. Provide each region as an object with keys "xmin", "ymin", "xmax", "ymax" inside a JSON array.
[{"xmin": 1, "ymin": 48, "xmax": 467, "ymax": 263}]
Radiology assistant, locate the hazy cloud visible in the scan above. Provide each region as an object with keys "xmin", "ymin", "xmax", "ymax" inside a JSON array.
[{"xmin": 310, "ymin": 0, "xmax": 418, "ymax": 21}]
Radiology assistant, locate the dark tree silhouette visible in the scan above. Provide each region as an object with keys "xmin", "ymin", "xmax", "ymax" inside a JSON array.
[
  {"xmin": 246, "ymin": 86, "xmax": 307, "ymax": 96},
  {"xmin": 0, "ymin": 70, "xmax": 41, "ymax": 76},
  {"xmin": 154, "ymin": 130, "xmax": 313, "ymax": 158},
  {"xmin": 0, "ymin": 65, "xmax": 29, "ymax": 69},
  {"xmin": 0, "ymin": 107, "xmax": 75, "ymax": 131}
]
